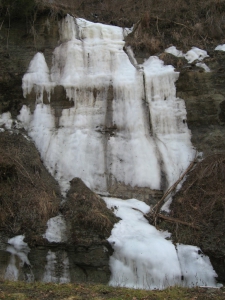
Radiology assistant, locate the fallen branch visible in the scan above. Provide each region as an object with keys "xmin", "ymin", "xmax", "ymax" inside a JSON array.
[
  {"xmin": 149, "ymin": 154, "xmax": 197, "ymax": 226},
  {"xmin": 157, "ymin": 213, "xmax": 199, "ymax": 230}
]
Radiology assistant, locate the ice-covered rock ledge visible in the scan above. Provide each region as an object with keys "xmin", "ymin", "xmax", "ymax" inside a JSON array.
[{"xmin": 19, "ymin": 14, "xmax": 195, "ymax": 198}]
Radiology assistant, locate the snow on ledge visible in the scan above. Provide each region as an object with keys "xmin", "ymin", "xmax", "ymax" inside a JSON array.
[
  {"xmin": 196, "ymin": 62, "xmax": 210, "ymax": 72},
  {"xmin": 165, "ymin": 46, "xmax": 184, "ymax": 57},
  {"xmin": 165, "ymin": 46, "xmax": 209, "ymax": 64},
  {"xmin": 185, "ymin": 47, "xmax": 209, "ymax": 63},
  {"xmin": 215, "ymin": 44, "xmax": 225, "ymax": 51}
]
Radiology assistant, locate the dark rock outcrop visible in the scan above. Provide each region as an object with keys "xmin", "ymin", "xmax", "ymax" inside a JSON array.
[{"xmin": 60, "ymin": 177, "xmax": 119, "ymax": 283}]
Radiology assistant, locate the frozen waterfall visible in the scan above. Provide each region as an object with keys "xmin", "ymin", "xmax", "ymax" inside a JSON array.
[
  {"xmin": 19, "ymin": 14, "xmax": 195, "ymax": 195},
  {"xmin": 15, "ymin": 15, "xmax": 218, "ymax": 290}
]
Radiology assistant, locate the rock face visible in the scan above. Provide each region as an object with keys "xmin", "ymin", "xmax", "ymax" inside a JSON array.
[
  {"xmin": 61, "ymin": 178, "xmax": 118, "ymax": 283},
  {"xmin": 176, "ymin": 51, "xmax": 225, "ymax": 155}
]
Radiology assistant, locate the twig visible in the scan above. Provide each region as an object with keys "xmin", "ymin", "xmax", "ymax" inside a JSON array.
[{"xmin": 156, "ymin": 16, "xmax": 160, "ymax": 35}]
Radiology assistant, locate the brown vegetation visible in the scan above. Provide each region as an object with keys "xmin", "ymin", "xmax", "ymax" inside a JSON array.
[
  {"xmin": 34, "ymin": 0, "xmax": 225, "ymax": 55},
  {"xmin": 0, "ymin": 131, "xmax": 61, "ymax": 244},
  {"xmin": 157, "ymin": 154, "xmax": 225, "ymax": 280},
  {"xmin": 61, "ymin": 177, "xmax": 118, "ymax": 245},
  {"xmin": 1, "ymin": 0, "xmax": 225, "ymax": 57}
]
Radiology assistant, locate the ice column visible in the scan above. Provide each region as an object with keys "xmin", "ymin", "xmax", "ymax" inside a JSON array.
[{"xmin": 143, "ymin": 57, "xmax": 195, "ymax": 187}]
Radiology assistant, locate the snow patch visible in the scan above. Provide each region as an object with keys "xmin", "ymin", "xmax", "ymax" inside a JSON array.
[
  {"xmin": 165, "ymin": 46, "xmax": 209, "ymax": 64},
  {"xmin": 0, "ymin": 112, "xmax": 13, "ymax": 129},
  {"xmin": 43, "ymin": 215, "xmax": 67, "ymax": 243},
  {"xmin": 165, "ymin": 46, "xmax": 184, "ymax": 57},
  {"xmin": 184, "ymin": 47, "xmax": 209, "ymax": 63},
  {"xmin": 104, "ymin": 197, "xmax": 217, "ymax": 290},
  {"xmin": 5, "ymin": 235, "xmax": 33, "ymax": 281},
  {"xmin": 196, "ymin": 62, "xmax": 210, "ymax": 72},
  {"xmin": 215, "ymin": 44, "xmax": 225, "ymax": 51},
  {"xmin": 177, "ymin": 244, "xmax": 217, "ymax": 287}
]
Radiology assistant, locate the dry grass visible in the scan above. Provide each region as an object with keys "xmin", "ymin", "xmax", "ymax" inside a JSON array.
[
  {"xmin": 19, "ymin": 0, "xmax": 223, "ymax": 57},
  {"xmin": 62, "ymin": 178, "xmax": 118, "ymax": 244},
  {"xmin": 0, "ymin": 280, "xmax": 225, "ymax": 300},
  {"xmin": 158, "ymin": 154, "xmax": 225, "ymax": 266},
  {"xmin": 156, "ymin": 154, "xmax": 225, "ymax": 281},
  {"xmin": 2, "ymin": 0, "xmax": 224, "ymax": 54},
  {"xmin": 0, "ymin": 131, "xmax": 61, "ymax": 244}
]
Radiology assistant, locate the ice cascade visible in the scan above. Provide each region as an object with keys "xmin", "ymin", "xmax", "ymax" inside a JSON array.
[
  {"xmin": 104, "ymin": 197, "xmax": 217, "ymax": 289},
  {"xmin": 19, "ymin": 15, "xmax": 195, "ymax": 195}
]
